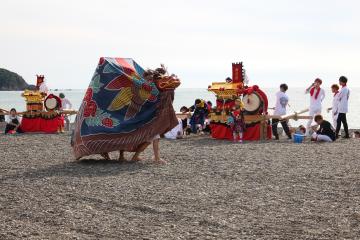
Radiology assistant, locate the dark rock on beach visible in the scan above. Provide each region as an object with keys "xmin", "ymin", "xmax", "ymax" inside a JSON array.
[{"xmin": 0, "ymin": 68, "xmax": 29, "ymax": 91}]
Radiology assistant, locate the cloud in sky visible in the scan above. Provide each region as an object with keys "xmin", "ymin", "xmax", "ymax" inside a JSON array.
[{"xmin": 1, "ymin": 0, "xmax": 359, "ymax": 89}]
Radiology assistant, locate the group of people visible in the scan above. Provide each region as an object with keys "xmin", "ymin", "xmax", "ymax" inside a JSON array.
[
  {"xmin": 166, "ymin": 75, "xmax": 352, "ymax": 144},
  {"xmin": 1, "ymin": 93, "xmax": 72, "ymax": 134},
  {"xmin": 272, "ymin": 76, "xmax": 351, "ymax": 142},
  {"xmin": 176, "ymin": 99, "xmax": 213, "ymax": 136}
]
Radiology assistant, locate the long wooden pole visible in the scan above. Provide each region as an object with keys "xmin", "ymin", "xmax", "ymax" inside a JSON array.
[
  {"xmin": 280, "ymin": 108, "xmax": 309, "ymax": 120},
  {"xmin": 0, "ymin": 109, "xmax": 78, "ymax": 116}
]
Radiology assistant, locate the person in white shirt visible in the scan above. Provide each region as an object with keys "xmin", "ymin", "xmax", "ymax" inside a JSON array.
[
  {"xmin": 327, "ymin": 84, "xmax": 340, "ymax": 129},
  {"xmin": 272, "ymin": 84, "xmax": 292, "ymax": 140},
  {"xmin": 59, "ymin": 93, "xmax": 73, "ymax": 131},
  {"xmin": 4, "ymin": 108, "xmax": 23, "ymax": 134},
  {"xmin": 39, "ymin": 81, "xmax": 49, "ymax": 94},
  {"xmin": 164, "ymin": 118, "xmax": 183, "ymax": 139},
  {"xmin": 305, "ymin": 78, "xmax": 325, "ymax": 135},
  {"xmin": 335, "ymin": 76, "xmax": 350, "ymax": 138},
  {"xmin": 36, "ymin": 75, "xmax": 48, "ymax": 95},
  {"xmin": 59, "ymin": 93, "xmax": 72, "ymax": 110}
]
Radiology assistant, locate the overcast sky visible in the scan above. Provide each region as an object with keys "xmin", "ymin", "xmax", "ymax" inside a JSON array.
[{"xmin": 1, "ymin": 0, "xmax": 359, "ymax": 89}]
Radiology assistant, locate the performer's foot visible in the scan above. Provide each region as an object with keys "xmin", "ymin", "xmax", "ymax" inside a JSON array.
[
  {"xmin": 118, "ymin": 151, "xmax": 126, "ymax": 162},
  {"xmin": 100, "ymin": 153, "xmax": 111, "ymax": 160},
  {"xmin": 131, "ymin": 156, "xmax": 143, "ymax": 162},
  {"xmin": 342, "ymin": 135, "xmax": 350, "ymax": 139},
  {"xmin": 152, "ymin": 158, "xmax": 167, "ymax": 164}
]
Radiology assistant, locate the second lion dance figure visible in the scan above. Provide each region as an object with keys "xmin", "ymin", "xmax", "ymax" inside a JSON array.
[{"xmin": 208, "ymin": 62, "xmax": 272, "ymax": 141}]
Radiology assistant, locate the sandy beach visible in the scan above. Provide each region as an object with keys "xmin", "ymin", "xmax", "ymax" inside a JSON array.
[{"xmin": 1, "ymin": 133, "xmax": 360, "ymax": 239}]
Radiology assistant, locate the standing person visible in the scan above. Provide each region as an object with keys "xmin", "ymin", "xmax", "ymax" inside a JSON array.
[
  {"xmin": 327, "ymin": 84, "xmax": 340, "ymax": 129},
  {"xmin": 272, "ymin": 83, "xmax": 292, "ymax": 140},
  {"xmin": 4, "ymin": 108, "xmax": 23, "ymax": 134},
  {"xmin": 59, "ymin": 93, "xmax": 73, "ymax": 131},
  {"xmin": 311, "ymin": 115, "xmax": 336, "ymax": 142},
  {"xmin": 36, "ymin": 75, "xmax": 49, "ymax": 95},
  {"xmin": 305, "ymin": 78, "xmax": 325, "ymax": 135},
  {"xmin": 335, "ymin": 76, "xmax": 350, "ymax": 138}
]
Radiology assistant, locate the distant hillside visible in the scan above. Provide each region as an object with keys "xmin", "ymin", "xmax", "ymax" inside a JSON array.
[{"xmin": 0, "ymin": 68, "xmax": 29, "ymax": 91}]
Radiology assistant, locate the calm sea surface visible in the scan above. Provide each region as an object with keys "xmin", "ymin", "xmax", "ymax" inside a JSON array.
[{"xmin": 1, "ymin": 88, "xmax": 359, "ymax": 128}]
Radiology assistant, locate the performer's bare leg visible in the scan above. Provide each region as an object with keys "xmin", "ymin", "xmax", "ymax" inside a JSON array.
[
  {"xmin": 100, "ymin": 152, "xmax": 111, "ymax": 160},
  {"xmin": 118, "ymin": 150, "xmax": 126, "ymax": 161},
  {"xmin": 152, "ymin": 139, "xmax": 166, "ymax": 164},
  {"xmin": 131, "ymin": 142, "xmax": 151, "ymax": 161}
]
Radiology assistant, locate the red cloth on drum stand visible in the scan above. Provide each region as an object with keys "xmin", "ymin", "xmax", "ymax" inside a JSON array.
[
  {"xmin": 210, "ymin": 123, "xmax": 272, "ymax": 141},
  {"xmin": 21, "ymin": 117, "xmax": 61, "ymax": 133}
]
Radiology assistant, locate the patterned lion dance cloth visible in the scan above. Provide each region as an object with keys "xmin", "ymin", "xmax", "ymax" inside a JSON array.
[{"xmin": 71, "ymin": 57, "xmax": 180, "ymax": 159}]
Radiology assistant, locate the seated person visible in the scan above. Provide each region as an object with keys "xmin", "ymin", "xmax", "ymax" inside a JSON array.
[
  {"xmin": 295, "ymin": 125, "xmax": 306, "ymax": 135},
  {"xmin": 189, "ymin": 99, "xmax": 208, "ymax": 134},
  {"xmin": 202, "ymin": 118, "xmax": 211, "ymax": 134},
  {"xmin": 0, "ymin": 109, "xmax": 5, "ymax": 122},
  {"xmin": 179, "ymin": 106, "xmax": 191, "ymax": 135},
  {"xmin": 354, "ymin": 131, "xmax": 360, "ymax": 139},
  {"xmin": 311, "ymin": 115, "xmax": 336, "ymax": 142},
  {"xmin": 164, "ymin": 118, "xmax": 183, "ymax": 139},
  {"xmin": 5, "ymin": 108, "xmax": 23, "ymax": 134}
]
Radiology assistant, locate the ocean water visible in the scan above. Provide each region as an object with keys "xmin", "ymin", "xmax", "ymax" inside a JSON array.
[{"xmin": 1, "ymin": 88, "xmax": 359, "ymax": 128}]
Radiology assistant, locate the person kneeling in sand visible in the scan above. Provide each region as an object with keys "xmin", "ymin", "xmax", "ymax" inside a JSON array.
[
  {"xmin": 118, "ymin": 134, "xmax": 166, "ymax": 164},
  {"xmin": 311, "ymin": 115, "xmax": 336, "ymax": 142},
  {"xmin": 353, "ymin": 131, "xmax": 360, "ymax": 139}
]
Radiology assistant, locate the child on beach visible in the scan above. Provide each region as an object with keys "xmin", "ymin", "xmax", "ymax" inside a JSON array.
[
  {"xmin": 311, "ymin": 115, "xmax": 336, "ymax": 142},
  {"xmin": 335, "ymin": 76, "xmax": 350, "ymax": 139},
  {"xmin": 4, "ymin": 108, "xmax": 23, "ymax": 134},
  {"xmin": 305, "ymin": 78, "xmax": 325, "ymax": 136},
  {"xmin": 227, "ymin": 107, "xmax": 246, "ymax": 143},
  {"xmin": 327, "ymin": 84, "xmax": 340, "ymax": 129}
]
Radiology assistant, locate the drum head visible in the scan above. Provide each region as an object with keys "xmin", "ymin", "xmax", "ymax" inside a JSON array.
[
  {"xmin": 45, "ymin": 97, "xmax": 57, "ymax": 110},
  {"xmin": 242, "ymin": 92, "xmax": 262, "ymax": 114}
]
